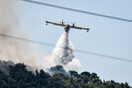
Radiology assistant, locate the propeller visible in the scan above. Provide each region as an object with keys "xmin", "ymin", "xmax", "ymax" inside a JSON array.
[
  {"xmin": 60, "ymin": 20, "xmax": 65, "ymax": 25},
  {"xmin": 71, "ymin": 22, "xmax": 76, "ymax": 26}
]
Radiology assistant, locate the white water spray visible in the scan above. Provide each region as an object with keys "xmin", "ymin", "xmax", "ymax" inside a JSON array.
[{"xmin": 43, "ymin": 31, "xmax": 81, "ymax": 72}]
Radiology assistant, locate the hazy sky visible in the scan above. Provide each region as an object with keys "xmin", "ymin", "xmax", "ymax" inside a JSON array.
[{"xmin": 20, "ymin": 0, "xmax": 132, "ymax": 85}]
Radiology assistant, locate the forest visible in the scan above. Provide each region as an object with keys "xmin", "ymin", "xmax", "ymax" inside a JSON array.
[{"xmin": 0, "ymin": 61, "xmax": 131, "ymax": 88}]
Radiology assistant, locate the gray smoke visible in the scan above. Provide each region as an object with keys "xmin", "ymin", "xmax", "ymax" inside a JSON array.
[
  {"xmin": 0, "ymin": 0, "xmax": 38, "ymax": 66},
  {"xmin": 0, "ymin": 0, "xmax": 81, "ymax": 72},
  {"xmin": 43, "ymin": 32, "xmax": 81, "ymax": 72}
]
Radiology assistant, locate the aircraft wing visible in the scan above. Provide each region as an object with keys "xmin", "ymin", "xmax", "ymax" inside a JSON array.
[
  {"xmin": 69, "ymin": 25, "xmax": 89, "ymax": 31},
  {"xmin": 46, "ymin": 21, "xmax": 66, "ymax": 27}
]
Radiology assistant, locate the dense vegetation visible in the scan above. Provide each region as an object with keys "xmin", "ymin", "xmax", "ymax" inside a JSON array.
[{"xmin": 0, "ymin": 63, "xmax": 131, "ymax": 88}]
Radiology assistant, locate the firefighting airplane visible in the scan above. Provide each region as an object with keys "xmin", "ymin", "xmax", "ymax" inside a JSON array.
[{"xmin": 46, "ymin": 20, "xmax": 90, "ymax": 32}]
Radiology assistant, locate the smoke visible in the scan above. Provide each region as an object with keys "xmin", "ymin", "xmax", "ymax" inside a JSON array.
[
  {"xmin": 43, "ymin": 32, "xmax": 81, "ymax": 72},
  {"xmin": 0, "ymin": 0, "xmax": 37, "ymax": 66},
  {"xmin": 0, "ymin": 0, "xmax": 81, "ymax": 72}
]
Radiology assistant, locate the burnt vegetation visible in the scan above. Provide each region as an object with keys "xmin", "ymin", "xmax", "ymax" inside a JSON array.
[{"xmin": 0, "ymin": 61, "xmax": 131, "ymax": 88}]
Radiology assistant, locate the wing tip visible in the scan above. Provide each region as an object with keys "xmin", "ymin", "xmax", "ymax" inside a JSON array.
[
  {"xmin": 46, "ymin": 21, "xmax": 49, "ymax": 25},
  {"xmin": 86, "ymin": 28, "xmax": 90, "ymax": 30}
]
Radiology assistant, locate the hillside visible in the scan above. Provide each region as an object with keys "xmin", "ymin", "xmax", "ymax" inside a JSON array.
[{"xmin": 0, "ymin": 61, "xmax": 131, "ymax": 88}]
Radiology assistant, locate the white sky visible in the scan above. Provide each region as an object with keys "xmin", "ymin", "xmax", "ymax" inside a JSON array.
[{"xmin": 19, "ymin": 0, "xmax": 132, "ymax": 85}]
